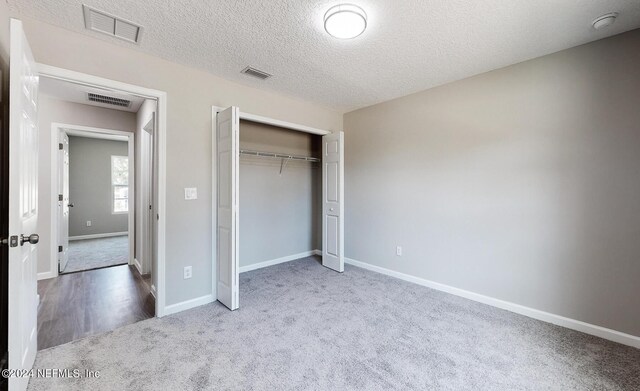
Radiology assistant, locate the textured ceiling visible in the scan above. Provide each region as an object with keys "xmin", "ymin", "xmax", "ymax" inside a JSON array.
[{"xmin": 9, "ymin": 0, "xmax": 640, "ymax": 112}]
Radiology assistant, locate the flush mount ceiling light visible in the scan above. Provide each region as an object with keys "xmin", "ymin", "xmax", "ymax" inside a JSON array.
[
  {"xmin": 592, "ymin": 12, "xmax": 618, "ymax": 30},
  {"xmin": 324, "ymin": 4, "xmax": 367, "ymax": 39}
]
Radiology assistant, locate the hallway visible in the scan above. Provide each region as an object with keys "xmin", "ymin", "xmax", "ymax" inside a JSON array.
[{"xmin": 37, "ymin": 265, "xmax": 154, "ymax": 350}]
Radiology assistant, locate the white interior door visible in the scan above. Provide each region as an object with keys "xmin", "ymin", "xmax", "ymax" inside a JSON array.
[
  {"xmin": 322, "ymin": 131, "xmax": 344, "ymax": 272},
  {"xmin": 57, "ymin": 131, "xmax": 69, "ymax": 273},
  {"xmin": 8, "ymin": 18, "xmax": 39, "ymax": 391},
  {"xmin": 216, "ymin": 107, "xmax": 239, "ymax": 310},
  {"xmin": 142, "ymin": 118, "xmax": 154, "ymax": 275}
]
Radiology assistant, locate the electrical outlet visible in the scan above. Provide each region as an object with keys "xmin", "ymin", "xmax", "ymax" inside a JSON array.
[
  {"xmin": 183, "ymin": 266, "xmax": 192, "ymax": 279},
  {"xmin": 86, "ymin": 220, "xmax": 92, "ymax": 227},
  {"xmin": 396, "ymin": 246, "xmax": 402, "ymax": 256}
]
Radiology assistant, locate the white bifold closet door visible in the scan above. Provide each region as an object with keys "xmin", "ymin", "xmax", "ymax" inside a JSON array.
[
  {"xmin": 322, "ymin": 131, "xmax": 344, "ymax": 272},
  {"xmin": 216, "ymin": 106, "xmax": 239, "ymax": 310}
]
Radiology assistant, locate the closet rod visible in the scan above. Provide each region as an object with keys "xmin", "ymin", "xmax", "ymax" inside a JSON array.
[{"xmin": 239, "ymin": 149, "xmax": 320, "ymax": 163}]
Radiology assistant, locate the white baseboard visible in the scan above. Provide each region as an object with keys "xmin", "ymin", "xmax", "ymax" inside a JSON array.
[
  {"xmin": 150, "ymin": 284, "xmax": 157, "ymax": 299},
  {"xmin": 69, "ymin": 231, "xmax": 128, "ymax": 241},
  {"xmin": 239, "ymin": 250, "xmax": 321, "ymax": 273},
  {"xmin": 37, "ymin": 271, "xmax": 57, "ymax": 281},
  {"xmin": 345, "ymin": 258, "xmax": 640, "ymax": 349},
  {"xmin": 163, "ymin": 294, "xmax": 215, "ymax": 316}
]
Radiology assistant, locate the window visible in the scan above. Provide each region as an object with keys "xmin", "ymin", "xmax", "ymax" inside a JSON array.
[{"xmin": 111, "ymin": 155, "xmax": 129, "ymax": 214}]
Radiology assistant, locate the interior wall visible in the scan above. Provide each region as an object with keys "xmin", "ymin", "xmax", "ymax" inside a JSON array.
[
  {"xmin": 36, "ymin": 95, "xmax": 136, "ymax": 274},
  {"xmin": 9, "ymin": 15, "xmax": 342, "ymax": 305},
  {"xmin": 68, "ymin": 136, "xmax": 128, "ymax": 237},
  {"xmin": 239, "ymin": 121, "xmax": 321, "ymax": 267},
  {"xmin": 344, "ymin": 29, "xmax": 640, "ymax": 337}
]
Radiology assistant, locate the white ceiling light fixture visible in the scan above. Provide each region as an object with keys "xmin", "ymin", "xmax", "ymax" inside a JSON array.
[
  {"xmin": 592, "ymin": 12, "xmax": 618, "ymax": 30},
  {"xmin": 324, "ymin": 4, "xmax": 367, "ymax": 39}
]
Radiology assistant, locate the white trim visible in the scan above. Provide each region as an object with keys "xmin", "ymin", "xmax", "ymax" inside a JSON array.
[
  {"xmin": 150, "ymin": 284, "xmax": 157, "ymax": 299},
  {"xmin": 37, "ymin": 271, "xmax": 56, "ymax": 281},
  {"xmin": 68, "ymin": 231, "xmax": 128, "ymax": 241},
  {"xmin": 211, "ymin": 108, "xmax": 217, "ymax": 303},
  {"xmin": 345, "ymin": 258, "xmax": 640, "ymax": 349},
  {"xmin": 163, "ymin": 294, "xmax": 215, "ymax": 316},
  {"xmin": 39, "ymin": 64, "xmax": 168, "ymax": 318},
  {"xmin": 65, "ymin": 128, "xmax": 127, "ymax": 141},
  {"xmin": 133, "ymin": 258, "xmax": 144, "ymax": 275},
  {"xmin": 211, "ymin": 105, "xmax": 331, "ymax": 136},
  {"xmin": 239, "ymin": 250, "xmax": 320, "ymax": 273}
]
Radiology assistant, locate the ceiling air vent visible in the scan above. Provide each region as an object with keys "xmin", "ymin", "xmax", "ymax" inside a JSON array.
[
  {"xmin": 241, "ymin": 66, "xmax": 272, "ymax": 80},
  {"xmin": 87, "ymin": 93, "xmax": 132, "ymax": 108},
  {"xmin": 83, "ymin": 5, "xmax": 143, "ymax": 43}
]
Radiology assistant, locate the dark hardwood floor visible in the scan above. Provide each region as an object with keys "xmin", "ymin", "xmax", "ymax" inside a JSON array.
[{"xmin": 37, "ymin": 265, "xmax": 155, "ymax": 350}]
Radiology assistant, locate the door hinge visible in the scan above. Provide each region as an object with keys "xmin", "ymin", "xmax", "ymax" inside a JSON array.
[
  {"xmin": 59, "ymin": 194, "xmax": 63, "ymax": 201},
  {"xmin": 59, "ymin": 143, "xmax": 63, "ymax": 150},
  {"xmin": 58, "ymin": 245, "xmax": 63, "ymax": 253}
]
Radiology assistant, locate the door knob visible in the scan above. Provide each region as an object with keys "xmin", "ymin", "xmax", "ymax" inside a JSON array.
[
  {"xmin": 68, "ymin": 203, "xmax": 74, "ymax": 207},
  {"xmin": 20, "ymin": 234, "xmax": 39, "ymax": 246}
]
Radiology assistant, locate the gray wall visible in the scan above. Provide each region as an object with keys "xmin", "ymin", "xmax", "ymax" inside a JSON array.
[
  {"xmin": 68, "ymin": 136, "xmax": 128, "ymax": 237},
  {"xmin": 8, "ymin": 15, "xmax": 342, "ymax": 304},
  {"xmin": 239, "ymin": 121, "xmax": 321, "ymax": 266},
  {"xmin": 344, "ymin": 29, "xmax": 640, "ymax": 337},
  {"xmin": 36, "ymin": 96, "xmax": 136, "ymax": 274}
]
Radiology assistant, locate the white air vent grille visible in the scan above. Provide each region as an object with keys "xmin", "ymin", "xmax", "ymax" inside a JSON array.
[
  {"xmin": 83, "ymin": 5, "xmax": 142, "ymax": 43},
  {"xmin": 241, "ymin": 66, "xmax": 272, "ymax": 80},
  {"xmin": 87, "ymin": 93, "xmax": 132, "ymax": 108}
]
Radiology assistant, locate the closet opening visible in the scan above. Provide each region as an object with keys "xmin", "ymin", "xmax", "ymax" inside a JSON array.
[
  {"xmin": 238, "ymin": 120, "xmax": 322, "ymax": 271},
  {"xmin": 212, "ymin": 106, "xmax": 344, "ymax": 311}
]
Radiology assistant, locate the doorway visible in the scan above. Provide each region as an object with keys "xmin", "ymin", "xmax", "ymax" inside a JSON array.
[
  {"xmin": 35, "ymin": 64, "xmax": 168, "ymax": 317},
  {"xmin": 35, "ymin": 76, "xmax": 158, "ymax": 348},
  {"xmin": 56, "ymin": 126, "xmax": 134, "ymax": 275}
]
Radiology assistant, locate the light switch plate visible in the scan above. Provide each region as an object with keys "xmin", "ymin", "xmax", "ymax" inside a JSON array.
[{"xmin": 184, "ymin": 187, "xmax": 198, "ymax": 200}]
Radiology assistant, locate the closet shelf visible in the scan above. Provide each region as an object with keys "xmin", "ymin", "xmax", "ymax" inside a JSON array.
[{"xmin": 239, "ymin": 149, "xmax": 320, "ymax": 163}]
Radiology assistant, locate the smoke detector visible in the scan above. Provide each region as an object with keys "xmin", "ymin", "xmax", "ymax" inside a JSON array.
[{"xmin": 592, "ymin": 13, "xmax": 618, "ymax": 30}]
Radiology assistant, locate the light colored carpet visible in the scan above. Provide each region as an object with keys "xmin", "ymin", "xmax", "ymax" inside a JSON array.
[
  {"xmin": 29, "ymin": 256, "xmax": 639, "ymax": 390},
  {"xmin": 62, "ymin": 236, "xmax": 129, "ymax": 274}
]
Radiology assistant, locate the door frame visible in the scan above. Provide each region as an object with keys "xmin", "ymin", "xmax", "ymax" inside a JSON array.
[
  {"xmin": 38, "ymin": 64, "xmax": 169, "ymax": 317},
  {"xmin": 210, "ymin": 106, "xmax": 335, "ymax": 301},
  {"xmin": 48, "ymin": 124, "xmax": 135, "ymax": 277}
]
